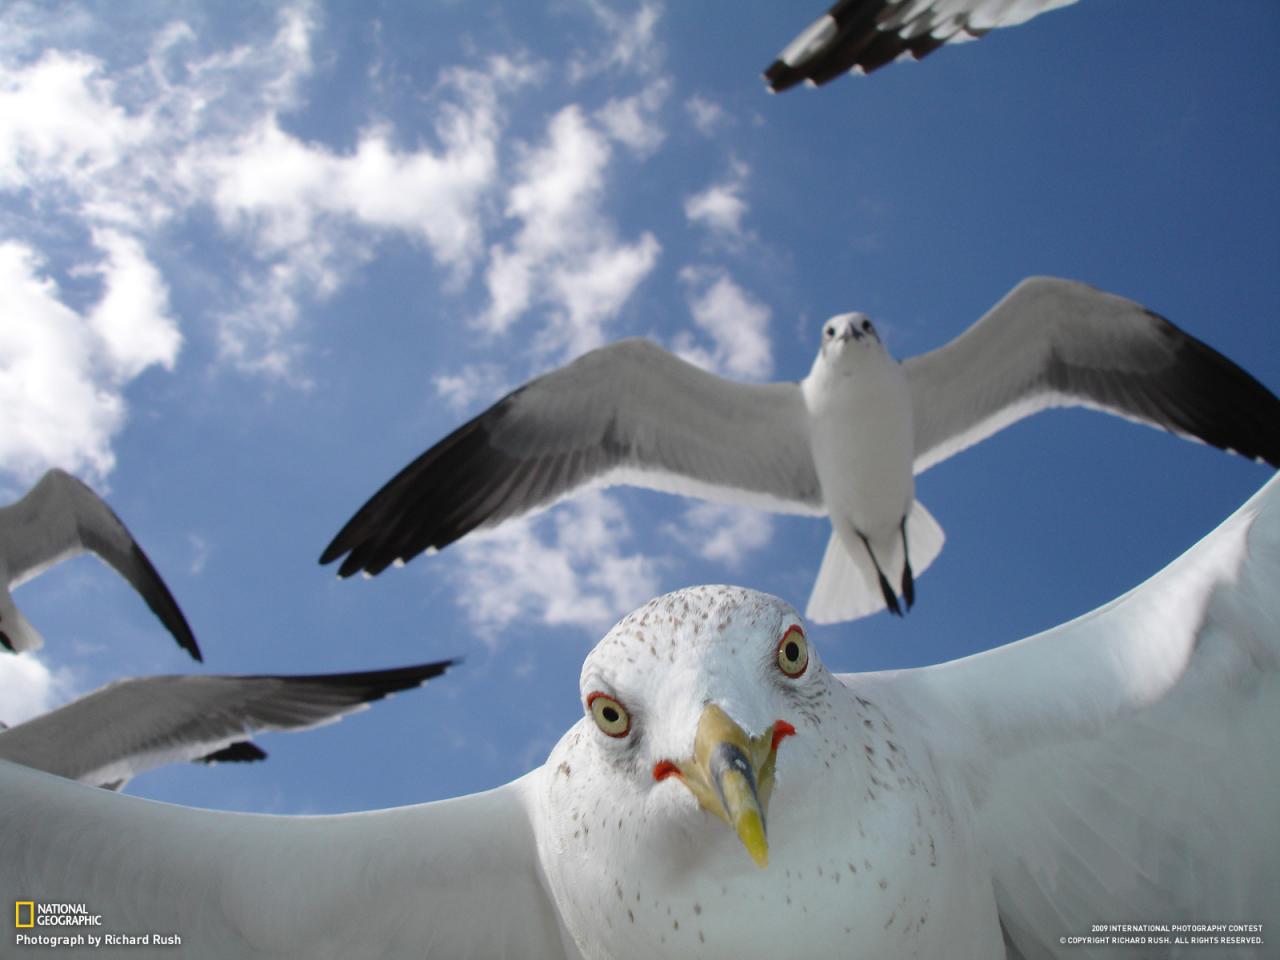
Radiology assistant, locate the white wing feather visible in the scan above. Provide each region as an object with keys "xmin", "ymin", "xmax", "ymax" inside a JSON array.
[
  {"xmin": 0, "ymin": 763, "xmax": 576, "ymax": 959},
  {"xmin": 858, "ymin": 474, "xmax": 1280, "ymax": 953}
]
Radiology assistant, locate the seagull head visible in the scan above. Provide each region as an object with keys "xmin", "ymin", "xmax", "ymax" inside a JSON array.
[
  {"xmin": 557, "ymin": 586, "xmax": 830, "ymax": 872},
  {"xmin": 817, "ymin": 312, "xmax": 883, "ymax": 365}
]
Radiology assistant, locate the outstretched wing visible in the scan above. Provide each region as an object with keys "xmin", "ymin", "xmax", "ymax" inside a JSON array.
[
  {"xmin": 904, "ymin": 276, "xmax": 1280, "ymax": 474},
  {"xmin": 0, "ymin": 468, "xmax": 200, "ymax": 660},
  {"xmin": 0, "ymin": 660, "xmax": 456, "ymax": 790},
  {"xmin": 322, "ymin": 339, "xmax": 822, "ymax": 578},
  {"xmin": 863, "ymin": 474, "xmax": 1280, "ymax": 952},
  {"xmin": 0, "ymin": 762, "xmax": 575, "ymax": 959},
  {"xmin": 764, "ymin": 0, "xmax": 1079, "ymax": 90}
]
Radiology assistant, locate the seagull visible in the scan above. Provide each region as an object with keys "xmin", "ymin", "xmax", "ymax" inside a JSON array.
[
  {"xmin": 764, "ymin": 0, "xmax": 1079, "ymax": 91},
  {"xmin": 5, "ymin": 474, "xmax": 1279, "ymax": 958},
  {"xmin": 320, "ymin": 276, "xmax": 1280, "ymax": 623},
  {"xmin": 0, "ymin": 659, "xmax": 456, "ymax": 791},
  {"xmin": 0, "ymin": 468, "xmax": 201, "ymax": 660}
]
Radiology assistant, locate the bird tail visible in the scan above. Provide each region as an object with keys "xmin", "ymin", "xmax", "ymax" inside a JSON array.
[
  {"xmin": 805, "ymin": 500, "xmax": 945, "ymax": 624},
  {"xmin": 0, "ymin": 594, "xmax": 44, "ymax": 654}
]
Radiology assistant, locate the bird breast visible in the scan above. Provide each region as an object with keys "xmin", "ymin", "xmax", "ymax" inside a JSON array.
[{"xmin": 804, "ymin": 359, "xmax": 915, "ymax": 526}]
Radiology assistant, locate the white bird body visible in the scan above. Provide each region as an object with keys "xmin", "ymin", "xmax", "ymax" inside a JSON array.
[
  {"xmin": 4, "ymin": 471, "xmax": 1280, "ymax": 957},
  {"xmin": 801, "ymin": 312, "xmax": 939, "ymax": 620}
]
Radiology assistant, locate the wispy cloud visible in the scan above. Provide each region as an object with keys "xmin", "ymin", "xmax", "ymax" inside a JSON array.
[
  {"xmin": 477, "ymin": 104, "xmax": 660, "ymax": 360},
  {"xmin": 673, "ymin": 265, "xmax": 773, "ymax": 381},
  {"xmin": 0, "ymin": 241, "xmax": 164, "ymax": 481},
  {"xmin": 664, "ymin": 502, "xmax": 774, "ymax": 568},
  {"xmin": 433, "ymin": 363, "xmax": 511, "ymax": 414},
  {"xmin": 450, "ymin": 492, "xmax": 661, "ymax": 643},
  {"xmin": 0, "ymin": 652, "xmax": 76, "ymax": 726},
  {"xmin": 684, "ymin": 158, "xmax": 751, "ymax": 242},
  {"xmin": 568, "ymin": 1, "xmax": 665, "ymax": 82},
  {"xmin": 685, "ymin": 93, "xmax": 730, "ymax": 137},
  {"xmin": 595, "ymin": 79, "xmax": 670, "ymax": 157}
]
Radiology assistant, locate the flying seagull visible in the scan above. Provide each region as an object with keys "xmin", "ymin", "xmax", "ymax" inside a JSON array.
[
  {"xmin": 0, "ymin": 468, "xmax": 201, "ymax": 660},
  {"xmin": 764, "ymin": 0, "xmax": 1079, "ymax": 91},
  {"xmin": 321, "ymin": 276, "xmax": 1280, "ymax": 623},
  {"xmin": 6, "ymin": 474, "xmax": 1280, "ymax": 957},
  {"xmin": 0, "ymin": 659, "xmax": 456, "ymax": 791}
]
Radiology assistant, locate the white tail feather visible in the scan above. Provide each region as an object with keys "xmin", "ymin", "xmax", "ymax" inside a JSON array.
[
  {"xmin": 805, "ymin": 500, "xmax": 946, "ymax": 624},
  {"xmin": 0, "ymin": 594, "xmax": 44, "ymax": 653}
]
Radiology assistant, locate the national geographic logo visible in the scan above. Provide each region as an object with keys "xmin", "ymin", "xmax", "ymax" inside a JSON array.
[{"xmin": 13, "ymin": 901, "xmax": 103, "ymax": 927}]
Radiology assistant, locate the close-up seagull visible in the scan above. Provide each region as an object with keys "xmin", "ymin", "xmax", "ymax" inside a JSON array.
[
  {"xmin": 321, "ymin": 276, "xmax": 1280, "ymax": 623},
  {"xmin": 0, "ymin": 659, "xmax": 456, "ymax": 791},
  {"xmin": 0, "ymin": 469, "xmax": 201, "ymax": 660},
  {"xmin": 764, "ymin": 0, "xmax": 1080, "ymax": 91},
  {"xmin": 7, "ymin": 472, "xmax": 1280, "ymax": 958}
]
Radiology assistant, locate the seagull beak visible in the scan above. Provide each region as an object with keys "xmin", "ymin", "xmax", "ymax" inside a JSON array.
[{"xmin": 653, "ymin": 703, "xmax": 796, "ymax": 869}]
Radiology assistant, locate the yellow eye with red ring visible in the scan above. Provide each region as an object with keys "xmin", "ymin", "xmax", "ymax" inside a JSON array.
[
  {"xmin": 776, "ymin": 625, "xmax": 808, "ymax": 678},
  {"xmin": 587, "ymin": 692, "xmax": 631, "ymax": 738}
]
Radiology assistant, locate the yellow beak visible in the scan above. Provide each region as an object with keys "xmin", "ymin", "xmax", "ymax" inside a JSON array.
[{"xmin": 653, "ymin": 703, "xmax": 795, "ymax": 869}]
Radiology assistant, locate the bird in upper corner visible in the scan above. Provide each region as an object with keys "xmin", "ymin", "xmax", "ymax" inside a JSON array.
[
  {"xmin": 6, "ymin": 471, "xmax": 1280, "ymax": 957},
  {"xmin": 320, "ymin": 276, "xmax": 1280, "ymax": 624},
  {"xmin": 0, "ymin": 468, "xmax": 201, "ymax": 660},
  {"xmin": 0, "ymin": 659, "xmax": 456, "ymax": 791},
  {"xmin": 764, "ymin": 0, "xmax": 1080, "ymax": 91}
]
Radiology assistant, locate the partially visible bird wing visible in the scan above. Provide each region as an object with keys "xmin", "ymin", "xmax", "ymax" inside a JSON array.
[
  {"xmin": 0, "ymin": 762, "xmax": 575, "ymax": 958},
  {"xmin": 0, "ymin": 659, "xmax": 456, "ymax": 789},
  {"xmin": 0, "ymin": 469, "xmax": 200, "ymax": 660},
  {"xmin": 852, "ymin": 473, "xmax": 1280, "ymax": 949},
  {"xmin": 764, "ymin": 0, "xmax": 1079, "ymax": 90},
  {"xmin": 322, "ymin": 338, "xmax": 823, "ymax": 578},
  {"xmin": 904, "ymin": 276, "xmax": 1280, "ymax": 474}
]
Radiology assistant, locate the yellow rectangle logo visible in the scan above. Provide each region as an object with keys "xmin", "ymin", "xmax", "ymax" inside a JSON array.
[{"xmin": 15, "ymin": 901, "xmax": 34, "ymax": 928}]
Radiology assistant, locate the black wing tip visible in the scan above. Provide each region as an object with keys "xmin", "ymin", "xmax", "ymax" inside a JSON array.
[
  {"xmin": 763, "ymin": 59, "xmax": 806, "ymax": 93},
  {"xmin": 128, "ymin": 543, "xmax": 203, "ymax": 662},
  {"xmin": 263, "ymin": 658, "xmax": 461, "ymax": 703},
  {"xmin": 320, "ymin": 395, "xmax": 521, "ymax": 578},
  {"xmin": 196, "ymin": 741, "xmax": 268, "ymax": 764},
  {"xmin": 200, "ymin": 741, "xmax": 269, "ymax": 764}
]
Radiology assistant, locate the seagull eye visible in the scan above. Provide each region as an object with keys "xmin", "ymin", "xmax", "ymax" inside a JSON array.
[
  {"xmin": 587, "ymin": 692, "xmax": 631, "ymax": 738},
  {"xmin": 824, "ymin": 325, "xmax": 834, "ymax": 338},
  {"xmin": 776, "ymin": 625, "xmax": 809, "ymax": 678},
  {"xmin": 861, "ymin": 319, "xmax": 873, "ymax": 333}
]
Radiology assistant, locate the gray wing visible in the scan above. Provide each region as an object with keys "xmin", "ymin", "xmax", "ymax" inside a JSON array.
[
  {"xmin": 0, "ymin": 660, "xmax": 455, "ymax": 789},
  {"xmin": 764, "ymin": 0, "xmax": 1078, "ymax": 90},
  {"xmin": 904, "ymin": 276, "xmax": 1280, "ymax": 474},
  {"xmin": 321, "ymin": 338, "xmax": 822, "ymax": 578},
  {"xmin": 861, "ymin": 472, "xmax": 1280, "ymax": 951},
  {"xmin": 0, "ymin": 468, "xmax": 200, "ymax": 660},
  {"xmin": 0, "ymin": 762, "xmax": 575, "ymax": 959}
]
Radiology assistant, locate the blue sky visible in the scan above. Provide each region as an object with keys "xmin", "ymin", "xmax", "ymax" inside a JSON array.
[{"xmin": 1, "ymin": 0, "xmax": 1277, "ymax": 816}]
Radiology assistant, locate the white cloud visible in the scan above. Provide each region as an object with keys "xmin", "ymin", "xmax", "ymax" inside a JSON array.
[
  {"xmin": 0, "ymin": 653, "xmax": 74, "ymax": 726},
  {"xmin": 84, "ymin": 228, "xmax": 181, "ymax": 381},
  {"xmin": 569, "ymin": 1, "xmax": 665, "ymax": 82},
  {"xmin": 0, "ymin": 50, "xmax": 150, "ymax": 192},
  {"xmin": 684, "ymin": 158, "xmax": 750, "ymax": 240},
  {"xmin": 433, "ymin": 363, "xmax": 511, "ymax": 414},
  {"xmin": 0, "ymin": 241, "xmax": 154, "ymax": 481},
  {"xmin": 685, "ymin": 93, "xmax": 729, "ymax": 137},
  {"xmin": 451, "ymin": 492, "xmax": 661, "ymax": 642},
  {"xmin": 664, "ymin": 502, "xmax": 774, "ymax": 568},
  {"xmin": 478, "ymin": 105, "xmax": 660, "ymax": 359},
  {"xmin": 595, "ymin": 79, "xmax": 669, "ymax": 156},
  {"xmin": 673, "ymin": 266, "xmax": 773, "ymax": 381}
]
